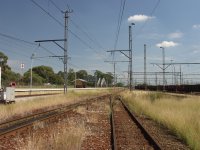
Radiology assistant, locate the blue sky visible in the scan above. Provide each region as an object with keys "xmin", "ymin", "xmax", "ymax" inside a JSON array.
[{"xmin": 0, "ymin": 0, "xmax": 200, "ymax": 84}]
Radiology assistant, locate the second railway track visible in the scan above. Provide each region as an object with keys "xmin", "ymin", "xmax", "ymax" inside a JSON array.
[{"xmin": 111, "ymin": 96, "xmax": 161, "ymax": 150}]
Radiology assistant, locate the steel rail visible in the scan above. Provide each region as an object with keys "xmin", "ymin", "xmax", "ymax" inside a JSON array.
[
  {"xmin": 110, "ymin": 96, "xmax": 162, "ymax": 150},
  {"xmin": 120, "ymin": 99, "xmax": 162, "ymax": 150},
  {"xmin": 110, "ymin": 96, "xmax": 117, "ymax": 150}
]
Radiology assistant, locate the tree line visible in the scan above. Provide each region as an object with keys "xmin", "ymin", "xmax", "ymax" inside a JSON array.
[{"xmin": 0, "ymin": 52, "xmax": 114, "ymax": 87}]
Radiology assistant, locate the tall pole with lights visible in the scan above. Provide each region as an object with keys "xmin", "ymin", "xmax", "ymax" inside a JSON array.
[{"xmin": 160, "ymin": 47, "xmax": 165, "ymax": 91}]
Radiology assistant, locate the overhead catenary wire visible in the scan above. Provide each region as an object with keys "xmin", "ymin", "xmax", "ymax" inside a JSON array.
[
  {"xmin": 48, "ymin": 0, "xmax": 63, "ymax": 13},
  {"xmin": 70, "ymin": 18, "xmax": 105, "ymax": 50},
  {"xmin": 0, "ymin": 32, "xmax": 57, "ymax": 56},
  {"xmin": 48, "ymin": 0, "xmax": 107, "ymax": 58},
  {"xmin": 31, "ymin": 0, "xmax": 127, "ymax": 79},
  {"xmin": 30, "ymin": 0, "xmax": 63, "ymax": 27},
  {"xmin": 134, "ymin": 0, "xmax": 160, "ymax": 38},
  {"xmin": 114, "ymin": 0, "xmax": 126, "ymax": 50},
  {"xmin": 30, "ymin": 0, "xmax": 107, "ymax": 60}
]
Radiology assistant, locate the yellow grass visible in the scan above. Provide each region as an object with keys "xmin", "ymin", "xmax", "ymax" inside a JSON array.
[
  {"xmin": 121, "ymin": 90, "xmax": 200, "ymax": 150},
  {"xmin": 0, "ymin": 89, "xmax": 110, "ymax": 123},
  {"xmin": 17, "ymin": 119, "xmax": 86, "ymax": 150}
]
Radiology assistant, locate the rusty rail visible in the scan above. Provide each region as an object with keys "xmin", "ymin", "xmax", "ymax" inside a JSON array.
[{"xmin": 111, "ymin": 96, "xmax": 162, "ymax": 150}]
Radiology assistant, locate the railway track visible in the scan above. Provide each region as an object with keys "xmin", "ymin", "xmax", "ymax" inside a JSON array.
[
  {"xmin": 111, "ymin": 96, "xmax": 161, "ymax": 150},
  {"xmin": 0, "ymin": 94, "xmax": 111, "ymax": 148},
  {"xmin": 0, "ymin": 93, "xmax": 188, "ymax": 149},
  {"xmin": 15, "ymin": 93, "xmax": 59, "ymax": 98}
]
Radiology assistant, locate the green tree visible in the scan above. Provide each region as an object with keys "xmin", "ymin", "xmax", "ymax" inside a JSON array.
[
  {"xmin": 67, "ymin": 68, "xmax": 75, "ymax": 85},
  {"xmin": 104, "ymin": 72, "xmax": 113, "ymax": 86},
  {"xmin": 23, "ymin": 70, "xmax": 44, "ymax": 86},
  {"xmin": 23, "ymin": 66, "xmax": 63, "ymax": 86},
  {"xmin": 94, "ymin": 70, "xmax": 104, "ymax": 79},
  {"xmin": 0, "ymin": 51, "xmax": 11, "ymax": 71},
  {"xmin": 32, "ymin": 66, "xmax": 54, "ymax": 83},
  {"xmin": 0, "ymin": 51, "xmax": 20, "ymax": 86},
  {"xmin": 77, "ymin": 70, "xmax": 88, "ymax": 80}
]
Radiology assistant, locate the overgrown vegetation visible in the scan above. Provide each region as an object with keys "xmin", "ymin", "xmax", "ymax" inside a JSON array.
[
  {"xmin": 121, "ymin": 91, "xmax": 200, "ymax": 150},
  {"xmin": 17, "ymin": 119, "xmax": 86, "ymax": 150},
  {"xmin": 0, "ymin": 89, "xmax": 110, "ymax": 123}
]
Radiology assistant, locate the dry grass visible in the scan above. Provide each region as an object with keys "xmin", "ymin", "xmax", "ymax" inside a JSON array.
[
  {"xmin": 121, "ymin": 90, "xmax": 200, "ymax": 150},
  {"xmin": 17, "ymin": 119, "xmax": 86, "ymax": 150},
  {"xmin": 0, "ymin": 89, "xmax": 110, "ymax": 123}
]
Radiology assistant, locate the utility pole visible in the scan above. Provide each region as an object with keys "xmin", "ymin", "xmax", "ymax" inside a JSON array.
[
  {"xmin": 129, "ymin": 23, "xmax": 135, "ymax": 91},
  {"xmin": 180, "ymin": 65, "xmax": 182, "ymax": 85},
  {"xmin": 114, "ymin": 62, "xmax": 116, "ymax": 85},
  {"xmin": 35, "ymin": 9, "xmax": 72, "ymax": 94},
  {"xmin": 144, "ymin": 44, "xmax": 147, "ymax": 90},
  {"xmin": 63, "ymin": 10, "xmax": 72, "ymax": 94},
  {"xmin": 170, "ymin": 59, "xmax": 173, "ymax": 85},
  {"xmin": 160, "ymin": 47, "xmax": 165, "ymax": 91},
  {"xmin": 129, "ymin": 25, "xmax": 132, "ymax": 90}
]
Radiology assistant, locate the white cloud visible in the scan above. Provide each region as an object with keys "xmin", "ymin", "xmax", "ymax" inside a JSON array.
[
  {"xmin": 168, "ymin": 31, "xmax": 183, "ymax": 39},
  {"xmin": 193, "ymin": 24, "xmax": 200, "ymax": 29},
  {"xmin": 156, "ymin": 41, "xmax": 179, "ymax": 48},
  {"xmin": 128, "ymin": 14, "xmax": 155, "ymax": 23}
]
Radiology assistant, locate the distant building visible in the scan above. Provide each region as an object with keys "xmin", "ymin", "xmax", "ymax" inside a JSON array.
[{"xmin": 73, "ymin": 79, "xmax": 87, "ymax": 88}]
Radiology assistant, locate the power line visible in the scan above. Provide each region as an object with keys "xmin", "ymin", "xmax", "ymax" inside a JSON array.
[
  {"xmin": 48, "ymin": 0, "xmax": 63, "ymax": 12},
  {"xmin": 0, "ymin": 32, "xmax": 57, "ymax": 56},
  {"xmin": 134, "ymin": 0, "xmax": 160, "ymax": 38},
  {"xmin": 30, "ymin": 0, "xmax": 107, "ymax": 60},
  {"xmin": 30, "ymin": 0, "xmax": 64, "ymax": 27},
  {"xmin": 114, "ymin": 0, "xmax": 126, "ymax": 49},
  {"xmin": 0, "ymin": 47, "xmax": 30, "ymax": 59},
  {"xmin": 49, "ymin": 0, "xmax": 106, "ymax": 51},
  {"xmin": 70, "ymin": 18, "xmax": 104, "ymax": 50},
  {"xmin": 0, "ymin": 32, "xmax": 35, "ymax": 46}
]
